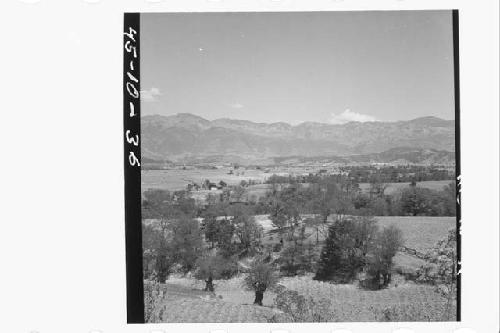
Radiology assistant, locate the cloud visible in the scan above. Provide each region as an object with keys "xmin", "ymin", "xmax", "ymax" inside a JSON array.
[
  {"xmin": 229, "ymin": 103, "xmax": 244, "ymax": 109},
  {"xmin": 141, "ymin": 87, "xmax": 162, "ymax": 102},
  {"xmin": 329, "ymin": 109, "xmax": 377, "ymax": 124}
]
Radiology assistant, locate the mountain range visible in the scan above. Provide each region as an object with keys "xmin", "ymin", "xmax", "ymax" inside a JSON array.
[{"xmin": 141, "ymin": 113, "xmax": 455, "ymax": 163}]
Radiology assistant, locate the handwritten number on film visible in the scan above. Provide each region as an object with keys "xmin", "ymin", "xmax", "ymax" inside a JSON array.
[{"xmin": 124, "ymin": 27, "xmax": 140, "ymax": 167}]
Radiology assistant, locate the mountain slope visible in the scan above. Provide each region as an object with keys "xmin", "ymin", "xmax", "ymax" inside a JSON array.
[{"xmin": 141, "ymin": 113, "xmax": 455, "ymax": 161}]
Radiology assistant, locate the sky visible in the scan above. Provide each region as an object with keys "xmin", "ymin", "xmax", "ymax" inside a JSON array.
[{"xmin": 140, "ymin": 11, "xmax": 455, "ymax": 125}]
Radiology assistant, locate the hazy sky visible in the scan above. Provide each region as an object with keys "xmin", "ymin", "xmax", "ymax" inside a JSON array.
[{"xmin": 140, "ymin": 11, "xmax": 455, "ymax": 125}]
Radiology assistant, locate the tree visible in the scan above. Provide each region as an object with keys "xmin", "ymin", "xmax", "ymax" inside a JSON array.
[
  {"xmin": 169, "ymin": 216, "xmax": 203, "ymax": 272},
  {"xmin": 353, "ymin": 193, "xmax": 371, "ymax": 210},
  {"xmin": 367, "ymin": 197, "xmax": 389, "ymax": 216},
  {"xmin": 154, "ymin": 238, "xmax": 175, "ymax": 283},
  {"xmin": 314, "ymin": 218, "xmax": 365, "ymax": 283},
  {"xmin": 400, "ymin": 187, "xmax": 433, "ymax": 216},
  {"xmin": 194, "ymin": 254, "xmax": 238, "ymax": 292},
  {"xmin": 309, "ymin": 179, "xmax": 354, "ymax": 231},
  {"xmin": 304, "ymin": 217, "xmax": 322, "ymax": 244},
  {"xmin": 172, "ymin": 190, "xmax": 197, "ymax": 217},
  {"xmin": 369, "ymin": 176, "xmax": 388, "ymax": 199},
  {"xmin": 365, "ymin": 225, "xmax": 404, "ymax": 289},
  {"xmin": 440, "ymin": 182, "xmax": 457, "ymax": 216},
  {"xmin": 278, "ymin": 242, "xmax": 317, "ymax": 276},
  {"xmin": 202, "ymin": 200, "xmax": 233, "ymax": 250},
  {"xmin": 142, "ymin": 189, "xmax": 202, "ymax": 276},
  {"xmin": 268, "ymin": 196, "xmax": 288, "ymax": 241},
  {"xmin": 353, "ymin": 216, "xmax": 379, "ymax": 257},
  {"xmin": 267, "ymin": 184, "xmax": 306, "ymax": 241},
  {"xmin": 231, "ymin": 185, "xmax": 247, "ymax": 202},
  {"xmin": 142, "ymin": 189, "xmax": 174, "ymax": 220},
  {"xmin": 232, "ymin": 206, "xmax": 263, "ymax": 255},
  {"xmin": 142, "ymin": 223, "xmax": 175, "ymax": 283},
  {"xmin": 244, "ymin": 261, "xmax": 279, "ymax": 305},
  {"xmin": 203, "ymin": 217, "xmax": 219, "ymax": 248}
]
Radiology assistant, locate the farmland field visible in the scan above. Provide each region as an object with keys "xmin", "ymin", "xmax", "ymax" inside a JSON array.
[
  {"xmin": 152, "ymin": 274, "xmax": 452, "ymax": 322},
  {"xmin": 254, "ymin": 215, "xmax": 455, "ymax": 253},
  {"xmin": 359, "ymin": 180, "xmax": 454, "ymax": 195},
  {"xmin": 375, "ymin": 216, "xmax": 455, "ymax": 252},
  {"xmin": 143, "ymin": 171, "xmax": 457, "ymax": 323},
  {"xmin": 142, "ymin": 168, "xmax": 269, "ymax": 193},
  {"xmin": 150, "ymin": 281, "xmax": 279, "ymax": 322},
  {"xmin": 142, "ymin": 169, "xmax": 454, "ymax": 198}
]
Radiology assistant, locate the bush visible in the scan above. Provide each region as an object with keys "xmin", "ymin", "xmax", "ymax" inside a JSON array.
[
  {"xmin": 270, "ymin": 285, "xmax": 334, "ymax": 322},
  {"xmin": 415, "ymin": 228, "xmax": 457, "ymax": 320},
  {"xmin": 194, "ymin": 254, "xmax": 238, "ymax": 291}
]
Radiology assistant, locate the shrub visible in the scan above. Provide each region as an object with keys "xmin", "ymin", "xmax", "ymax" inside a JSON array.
[
  {"xmin": 144, "ymin": 280, "xmax": 167, "ymax": 323},
  {"xmin": 194, "ymin": 254, "xmax": 238, "ymax": 291},
  {"xmin": 271, "ymin": 285, "xmax": 334, "ymax": 322},
  {"xmin": 415, "ymin": 228, "xmax": 457, "ymax": 320}
]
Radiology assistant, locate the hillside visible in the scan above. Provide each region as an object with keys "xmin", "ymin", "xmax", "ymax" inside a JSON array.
[{"xmin": 141, "ymin": 113, "xmax": 455, "ymax": 161}]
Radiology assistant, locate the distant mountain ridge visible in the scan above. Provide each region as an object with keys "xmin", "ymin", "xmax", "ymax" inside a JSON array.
[{"xmin": 141, "ymin": 113, "xmax": 455, "ymax": 162}]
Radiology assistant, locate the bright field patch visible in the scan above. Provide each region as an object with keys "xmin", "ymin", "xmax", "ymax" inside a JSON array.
[
  {"xmin": 154, "ymin": 282, "xmax": 279, "ymax": 322},
  {"xmin": 142, "ymin": 168, "xmax": 269, "ymax": 192},
  {"xmin": 279, "ymin": 275, "xmax": 451, "ymax": 321},
  {"xmin": 358, "ymin": 180, "xmax": 454, "ymax": 195},
  {"xmin": 376, "ymin": 216, "xmax": 456, "ymax": 252}
]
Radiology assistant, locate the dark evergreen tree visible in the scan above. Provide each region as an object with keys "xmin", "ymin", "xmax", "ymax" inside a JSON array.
[{"xmin": 314, "ymin": 219, "xmax": 365, "ymax": 283}]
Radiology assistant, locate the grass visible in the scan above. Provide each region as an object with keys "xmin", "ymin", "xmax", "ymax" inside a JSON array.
[
  {"xmin": 279, "ymin": 275, "xmax": 451, "ymax": 321},
  {"xmin": 152, "ymin": 274, "xmax": 453, "ymax": 322},
  {"xmin": 358, "ymin": 180, "xmax": 454, "ymax": 195},
  {"xmin": 151, "ymin": 282, "xmax": 279, "ymax": 323},
  {"xmin": 376, "ymin": 216, "xmax": 455, "ymax": 253}
]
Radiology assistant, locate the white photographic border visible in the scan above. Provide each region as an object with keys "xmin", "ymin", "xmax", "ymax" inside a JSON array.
[{"xmin": 1, "ymin": 0, "xmax": 498, "ymax": 332}]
